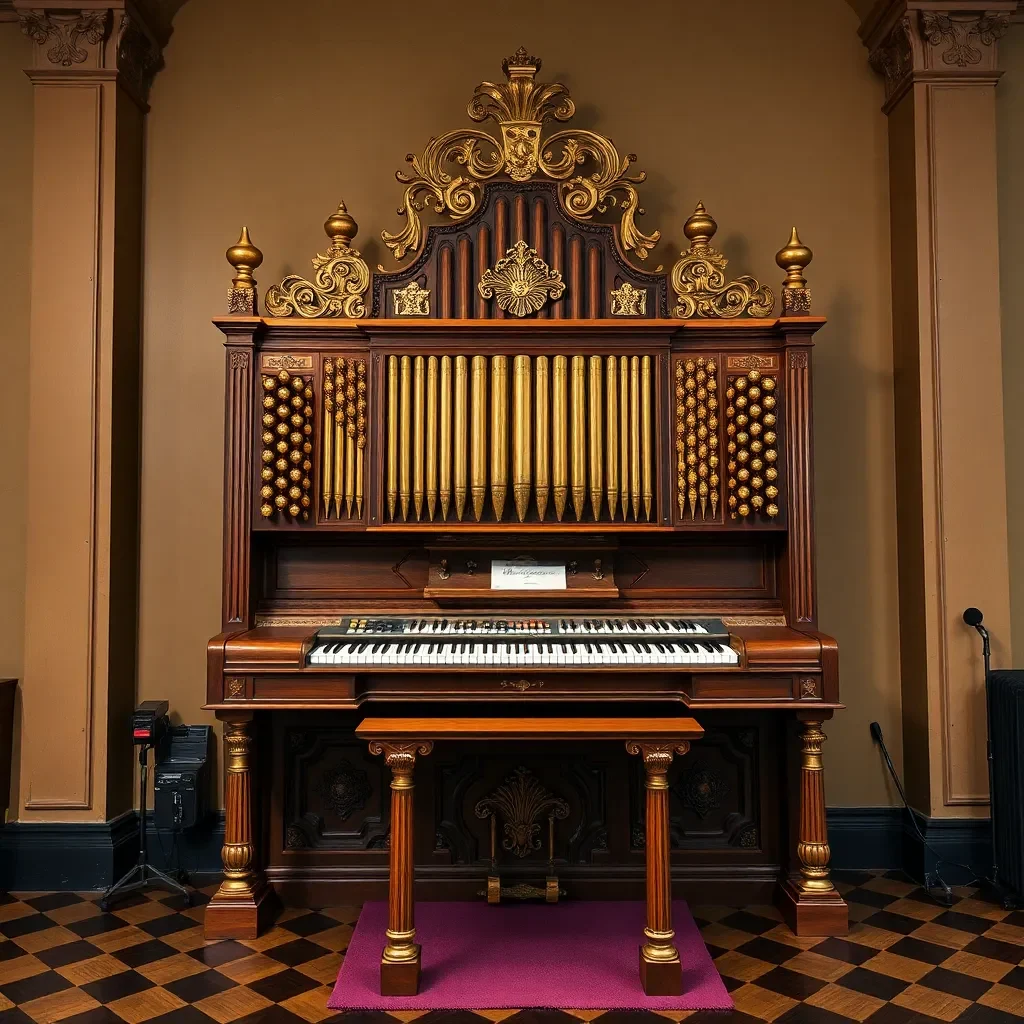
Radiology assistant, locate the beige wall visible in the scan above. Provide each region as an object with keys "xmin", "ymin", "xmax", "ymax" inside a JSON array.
[
  {"xmin": 0, "ymin": 24, "xmax": 34, "ymax": 810},
  {"xmin": 138, "ymin": 0, "xmax": 901, "ymax": 806},
  {"xmin": 998, "ymin": 24, "xmax": 1024, "ymax": 661}
]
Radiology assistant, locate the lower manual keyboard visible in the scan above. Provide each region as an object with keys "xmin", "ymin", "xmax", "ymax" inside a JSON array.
[{"xmin": 307, "ymin": 638, "xmax": 739, "ymax": 668}]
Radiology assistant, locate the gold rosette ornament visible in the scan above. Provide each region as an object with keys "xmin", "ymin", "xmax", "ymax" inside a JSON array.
[{"xmin": 477, "ymin": 240, "xmax": 565, "ymax": 317}]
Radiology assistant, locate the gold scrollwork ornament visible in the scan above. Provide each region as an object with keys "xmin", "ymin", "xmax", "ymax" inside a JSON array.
[
  {"xmin": 393, "ymin": 280, "xmax": 431, "ymax": 317},
  {"xmin": 265, "ymin": 202, "xmax": 370, "ymax": 319},
  {"xmin": 610, "ymin": 282, "xmax": 647, "ymax": 316},
  {"xmin": 382, "ymin": 50, "xmax": 660, "ymax": 263},
  {"xmin": 671, "ymin": 203, "xmax": 774, "ymax": 319},
  {"xmin": 478, "ymin": 240, "xmax": 565, "ymax": 317}
]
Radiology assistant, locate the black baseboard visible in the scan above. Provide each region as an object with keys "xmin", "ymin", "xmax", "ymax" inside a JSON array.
[
  {"xmin": 0, "ymin": 807, "xmax": 991, "ymax": 893},
  {"xmin": 828, "ymin": 806, "xmax": 992, "ymax": 885},
  {"xmin": 0, "ymin": 812, "xmax": 224, "ymax": 891}
]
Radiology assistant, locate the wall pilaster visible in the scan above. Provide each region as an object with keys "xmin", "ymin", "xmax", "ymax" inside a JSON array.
[
  {"xmin": 14, "ymin": 2, "xmax": 166, "ymax": 820},
  {"xmin": 862, "ymin": 0, "xmax": 1014, "ymax": 816}
]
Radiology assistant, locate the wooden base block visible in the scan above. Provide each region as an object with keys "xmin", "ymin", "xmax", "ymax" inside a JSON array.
[
  {"xmin": 380, "ymin": 949, "xmax": 421, "ymax": 996},
  {"xmin": 638, "ymin": 946, "xmax": 682, "ymax": 996},
  {"xmin": 776, "ymin": 879, "xmax": 848, "ymax": 936},
  {"xmin": 204, "ymin": 884, "xmax": 276, "ymax": 940}
]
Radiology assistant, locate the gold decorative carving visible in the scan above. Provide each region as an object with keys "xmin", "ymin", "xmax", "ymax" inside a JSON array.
[
  {"xmin": 393, "ymin": 280, "xmax": 431, "ymax": 317},
  {"xmin": 259, "ymin": 369, "xmax": 313, "ymax": 521},
  {"xmin": 261, "ymin": 354, "xmax": 312, "ymax": 371},
  {"xmin": 920, "ymin": 11, "xmax": 1009, "ymax": 68},
  {"xmin": 226, "ymin": 228, "xmax": 263, "ymax": 316},
  {"xmin": 800, "ymin": 677, "xmax": 819, "ymax": 698},
  {"xmin": 500, "ymin": 679, "xmax": 544, "ymax": 691},
  {"xmin": 625, "ymin": 741, "xmax": 691, "ymax": 788},
  {"xmin": 19, "ymin": 9, "xmax": 108, "ymax": 66},
  {"xmin": 722, "ymin": 614, "xmax": 786, "ymax": 626},
  {"xmin": 475, "ymin": 766, "xmax": 569, "ymax": 859},
  {"xmin": 227, "ymin": 678, "xmax": 246, "ymax": 698},
  {"xmin": 254, "ymin": 615, "xmax": 342, "ymax": 627},
  {"xmin": 265, "ymin": 203, "xmax": 369, "ymax": 319},
  {"xmin": 727, "ymin": 354, "xmax": 778, "ymax": 371},
  {"xmin": 610, "ymin": 282, "xmax": 647, "ymax": 316},
  {"xmin": 725, "ymin": 368, "xmax": 780, "ymax": 521},
  {"xmin": 381, "ymin": 50, "xmax": 660, "ymax": 263},
  {"xmin": 367, "ymin": 740, "xmax": 434, "ymax": 788},
  {"xmin": 478, "ymin": 240, "xmax": 565, "ymax": 317},
  {"xmin": 776, "ymin": 227, "xmax": 813, "ymax": 316},
  {"xmin": 671, "ymin": 203, "xmax": 774, "ymax": 319},
  {"xmin": 675, "ymin": 357, "xmax": 719, "ymax": 521}
]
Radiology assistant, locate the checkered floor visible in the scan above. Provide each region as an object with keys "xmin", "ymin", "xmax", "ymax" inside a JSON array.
[{"xmin": 0, "ymin": 872, "xmax": 1021, "ymax": 1024}]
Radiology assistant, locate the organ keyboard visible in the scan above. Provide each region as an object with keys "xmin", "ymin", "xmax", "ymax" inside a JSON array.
[{"xmin": 307, "ymin": 616, "xmax": 740, "ymax": 668}]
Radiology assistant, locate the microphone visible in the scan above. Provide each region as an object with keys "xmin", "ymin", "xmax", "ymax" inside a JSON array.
[{"xmin": 963, "ymin": 607, "xmax": 984, "ymax": 628}]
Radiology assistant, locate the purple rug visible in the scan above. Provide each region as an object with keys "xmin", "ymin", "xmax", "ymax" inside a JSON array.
[{"xmin": 327, "ymin": 901, "xmax": 733, "ymax": 1011}]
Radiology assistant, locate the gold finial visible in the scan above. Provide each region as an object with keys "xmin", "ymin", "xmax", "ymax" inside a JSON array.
[
  {"xmin": 683, "ymin": 202, "xmax": 717, "ymax": 245},
  {"xmin": 226, "ymin": 226, "xmax": 263, "ymax": 290},
  {"xmin": 502, "ymin": 46, "xmax": 541, "ymax": 78},
  {"xmin": 226, "ymin": 227, "xmax": 263, "ymax": 314},
  {"xmin": 776, "ymin": 226, "xmax": 812, "ymax": 289},
  {"xmin": 324, "ymin": 202, "xmax": 358, "ymax": 248}
]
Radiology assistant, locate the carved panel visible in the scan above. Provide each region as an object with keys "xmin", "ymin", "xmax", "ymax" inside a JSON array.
[{"xmin": 283, "ymin": 730, "xmax": 388, "ymax": 850}]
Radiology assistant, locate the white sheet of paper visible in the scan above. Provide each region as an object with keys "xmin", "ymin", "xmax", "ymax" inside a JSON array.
[{"xmin": 490, "ymin": 559, "xmax": 567, "ymax": 590}]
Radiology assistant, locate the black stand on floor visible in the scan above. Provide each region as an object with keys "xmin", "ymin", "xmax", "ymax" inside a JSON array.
[{"xmin": 100, "ymin": 743, "xmax": 192, "ymax": 911}]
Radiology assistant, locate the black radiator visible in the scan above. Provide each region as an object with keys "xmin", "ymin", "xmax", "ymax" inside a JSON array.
[{"xmin": 989, "ymin": 670, "xmax": 1024, "ymax": 900}]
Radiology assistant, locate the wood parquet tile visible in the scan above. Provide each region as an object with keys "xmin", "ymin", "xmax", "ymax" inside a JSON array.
[{"xmin": 0, "ymin": 873, "xmax": 1020, "ymax": 1024}]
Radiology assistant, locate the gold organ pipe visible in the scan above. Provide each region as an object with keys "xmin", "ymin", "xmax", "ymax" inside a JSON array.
[
  {"xmin": 641, "ymin": 355, "xmax": 653, "ymax": 521},
  {"xmin": 552, "ymin": 356, "xmax": 568, "ymax": 521},
  {"xmin": 425, "ymin": 356, "xmax": 438, "ymax": 521},
  {"xmin": 571, "ymin": 355, "xmax": 586, "ymax": 521},
  {"xmin": 619, "ymin": 357, "xmax": 629, "ymax": 521},
  {"xmin": 386, "ymin": 356, "xmax": 398, "ymax": 521},
  {"xmin": 439, "ymin": 356, "xmax": 452, "ymax": 521},
  {"xmin": 413, "ymin": 356, "xmax": 425, "ymax": 520},
  {"xmin": 344, "ymin": 360, "xmax": 356, "ymax": 518},
  {"xmin": 491, "ymin": 355, "xmax": 508, "ymax": 521},
  {"xmin": 535, "ymin": 356, "xmax": 550, "ymax": 521},
  {"xmin": 333, "ymin": 360, "xmax": 345, "ymax": 519},
  {"xmin": 630, "ymin": 355, "xmax": 640, "ymax": 521},
  {"xmin": 356, "ymin": 360, "xmax": 366, "ymax": 520},
  {"xmin": 588, "ymin": 355, "xmax": 603, "ymax": 520},
  {"xmin": 513, "ymin": 355, "xmax": 531, "ymax": 522},
  {"xmin": 322, "ymin": 358, "xmax": 335, "ymax": 519},
  {"xmin": 606, "ymin": 355, "xmax": 618, "ymax": 521},
  {"xmin": 399, "ymin": 355, "xmax": 412, "ymax": 520},
  {"xmin": 454, "ymin": 356, "xmax": 468, "ymax": 520},
  {"xmin": 471, "ymin": 355, "xmax": 487, "ymax": 521}
]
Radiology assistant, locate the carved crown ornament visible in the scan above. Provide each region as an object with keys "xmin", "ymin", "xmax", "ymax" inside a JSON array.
[{"xmin": 223, "ymin": 50, "xmax": 815, "ymax": 321}]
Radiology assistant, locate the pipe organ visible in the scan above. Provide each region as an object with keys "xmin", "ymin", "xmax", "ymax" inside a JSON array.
[{"xmin": 205, "ymin": 49, "xmax": 846, "ymax": 948}]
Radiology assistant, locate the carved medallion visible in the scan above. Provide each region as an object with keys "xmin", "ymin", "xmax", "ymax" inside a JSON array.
[
  {"xmin": 677, "ymin": 760, "xmax": 728, "ymax": 819},
  {"xmin": 610, "ymin": 282, "xmax": 647, "ymax": 316},
  {"xmin": 316, "ymin": 760, "xmax": 372, "ymax": 821},
  {"xmin": 393, "ymin": 280, "xmax": 431, "ymax": 317},
  {"xmin": 474, "ymin": 766, "xmax": 569, "ymax": 858},
  {"xmin": 478, "ymin": 240, "xmax": 565, "ymax": 317}
]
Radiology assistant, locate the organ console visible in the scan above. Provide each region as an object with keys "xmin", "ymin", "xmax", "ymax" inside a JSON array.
[{"xmin": 204, "ymin": 48, "xmax": 847, "ymax": 945}]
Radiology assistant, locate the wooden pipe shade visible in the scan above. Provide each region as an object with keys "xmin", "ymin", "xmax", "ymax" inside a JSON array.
[{"xmin": 384, "ymin": 352, "xmax": 657, "ymax": 524}]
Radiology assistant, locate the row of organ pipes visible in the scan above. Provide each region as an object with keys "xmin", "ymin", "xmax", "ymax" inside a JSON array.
[{"xmin": 386, "ymin": 354, "xmax": 654, "ymax": 524}]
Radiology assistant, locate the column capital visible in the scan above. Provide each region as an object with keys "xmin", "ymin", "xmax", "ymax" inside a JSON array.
[
  {"xmin": 860, "ymin": 1, "xmax": 1017, "ymax": 108},
  {"xmin": 15, "ymin": 1, "xmax": 169, "ymax": 107}
]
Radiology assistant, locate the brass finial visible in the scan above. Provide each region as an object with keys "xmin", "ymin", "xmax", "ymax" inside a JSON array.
[
  {"xmin": 226, "ymin": 226, "xmax": 263, "ymax": 291},
  {"xmin": 325, "ymin": 202, "xmax": 358, "ymax": 248},
  {"xmin": 776, "ymin": 226, "xmax": 812, "ymax": 289},
  {"xmin": 502, "ymin": 46, "xmax": 541, "ymax": 78},
  {"xmin": 683, "ymin": 202, "xmax": 717, "ymax": 246}
]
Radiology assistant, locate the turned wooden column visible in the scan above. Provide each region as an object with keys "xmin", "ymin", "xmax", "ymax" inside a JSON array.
[
  {"xmin": 369, "ymin": 740, "xmax": 433, "ymax": 996},
  {"xmin": 626, "ymin": 740, "xmax": 689, "ymax": 996},
  {"xmin": 778, "ymin": 712, "xmax": 847, "ymax": 935},
  {"xmin": 205, "ymin": 713, "xmax": 272, "ymax": 939}
]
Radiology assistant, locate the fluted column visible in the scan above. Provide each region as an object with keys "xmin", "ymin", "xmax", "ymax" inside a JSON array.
[
  {"xmin": 861, "ymin": 1, "xmax": 1014, "ymax": 818},
  {"xmin": 13, "ymin": 2, "xmax": 166, "ymax": 823},
  {"xmin": 369, "ymin": 740, "xmax": 433, "ymax": 996},
  {"xmin": 205, "ymin": 713, "xmax": 272, "ymax": 939},
  {"xmin": 626, "ymin": 741, "xmax": 689, "ymax": 996}
]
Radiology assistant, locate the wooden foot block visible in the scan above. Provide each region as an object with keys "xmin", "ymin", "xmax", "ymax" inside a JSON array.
[
  {"xmin": 380, "ymin": 950, "xmax": 421, "ymax": 996},
  {"xmin": 777, "ymin": 879, "xmax": 848, "ymax": 936},
  {"xmin": 638, "ymin": 947, "xmax": 682, "ymax": 996},
  {"xmin": 204, "ymin": 885, "xmax": 276, "ymax": 940}
]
